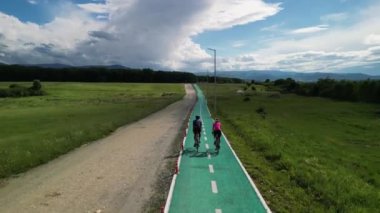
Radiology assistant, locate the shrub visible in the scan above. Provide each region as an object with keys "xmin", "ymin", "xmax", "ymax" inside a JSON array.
[
  {"xmin": 251, "ymin": 85, "xmax": 256, "ymax": 91},
  {"xmin": 30, "ymin": 79, "xmax": 42, "ymax": 91},
  {"xmin": 243, "ymin": 96, "xmax": 250, "ymax": 101},
  {"xmin": 0, "ymin": 80, "xmax": 45, "ymax": 98},
  {"xmin": 256, "ymin": 106, "xmax": 267, "ymax": 118},
  {"xmin": 256, "ymin": 106, "xmax": 266, "ymax": 114},
  {"xmin": 9, "ymin": 84, "xmax": 23, "ymax": 89},
  {"xmin": 0, "ymin": 89, "xmax": 10, "ymax": 97},
  {"xmin": 269, "ymin": 93, "xmax": 281, "ymax": 98}
]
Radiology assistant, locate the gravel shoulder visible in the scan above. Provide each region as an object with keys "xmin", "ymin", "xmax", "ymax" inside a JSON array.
[{"xmin": 0, "ymin": 84, "xmax": 195, "ymax": 213}]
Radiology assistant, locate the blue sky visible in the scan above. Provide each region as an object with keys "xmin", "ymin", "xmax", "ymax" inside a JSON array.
[
  {"xmin": 0, "ymin": 0, "xmax": 379, "ymax": 74},
  {"xmin": 194, "ymin": 0, "xmax": 371, "ymax": 56}
]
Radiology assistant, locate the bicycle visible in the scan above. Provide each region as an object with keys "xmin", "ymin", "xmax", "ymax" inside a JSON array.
[
  {"xmin": 213, "ymin": 131, "xmax": 221, "ymax": 153},
  {"xmin": 194, "ymin": 132, "xmax": 201, "ymax": 152}
]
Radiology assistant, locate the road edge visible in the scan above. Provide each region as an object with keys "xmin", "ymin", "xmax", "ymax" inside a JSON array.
[
  {"xmin": 142, "ymin": 84, "xmax": 197, "ymax": 213},
  {"xmin": 162, "ymin": 84, "xmax": 197, "ymax": 213},
  {"xmin": 204, "ymin": 89, "xmax": 272, "ymax": 213}
]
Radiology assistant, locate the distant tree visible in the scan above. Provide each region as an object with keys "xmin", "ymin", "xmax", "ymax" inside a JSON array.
[
  {"xmin": 274, "ymin": 79, "xmax": 282, "ymax": 85},
  {"xmin": 285, "ymin": 78, "xmax": 299, "ymax": 92},
  {"xmin": 31, "ymin": 79, "xmax": 42, "ymax": 90},
  {"xmin": 265, "ymin": 79, "xmax": 271, "ymax": 83}
]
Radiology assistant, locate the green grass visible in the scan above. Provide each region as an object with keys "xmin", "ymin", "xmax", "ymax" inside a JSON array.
[
  {"xmin": 0, "ymin": 82, "xmax": 184, "ymax": 178},
  {"xmin": 201, "ymin": 83, "xmax": 380, "ymax": 212}
]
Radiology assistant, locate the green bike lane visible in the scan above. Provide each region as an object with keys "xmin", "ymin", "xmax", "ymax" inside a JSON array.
[{"xmin": 166, "ymin": 85, "xmax": 270, "ymax": 213}]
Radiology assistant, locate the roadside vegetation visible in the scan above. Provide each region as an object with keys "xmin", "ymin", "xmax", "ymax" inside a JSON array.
[
  {"xmin": 270, "ymin": 78, "xmax": 380, "ymax": 103},
  {"xmin": 201, "ymin": 83, "xmax": 380, "ymax": 212},
  {"xmin": 0, "ymin": 80, "xmax": 45, "ymax": 98},
  {"xmin": 0, "ymin": 82, "xmax": 184, "ymax": 178}
]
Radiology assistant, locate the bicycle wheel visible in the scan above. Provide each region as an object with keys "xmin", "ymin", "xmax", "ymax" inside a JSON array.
[
  {"xmin": 194, "ymin": 133, "xmax": 200, "ymax": 152},
  {"xmin": 215, "ymin": 136, "xmax": 220, "ymax": 151}
]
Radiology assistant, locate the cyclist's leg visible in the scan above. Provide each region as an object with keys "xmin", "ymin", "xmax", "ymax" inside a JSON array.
[
  {"xmin": 213, "ymin": 130, "xmax": 217, "ymax": 143},
  {"xmin": 196, "ymin": 132, "xmax": 200, "ymax": 144},
  {"xmin": 216, "ymin": 131, "xmax": 221, "ymax": 150},
  {"xmin": 195, "ymin": 132, "xmax": 200, "ymax": 151},
  {"xmin": 193, "ymin": 131, "xmax": 198, "ymax": 147}
]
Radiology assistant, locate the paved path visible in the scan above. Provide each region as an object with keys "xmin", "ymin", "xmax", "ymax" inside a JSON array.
[{"xmin": 166, "ymin": 85, "xmax": 270, "ymax": 213}]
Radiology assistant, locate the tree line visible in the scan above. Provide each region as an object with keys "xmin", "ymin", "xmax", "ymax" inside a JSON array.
[
  {"xmin": 197, "ymin": 75, "xmax": 244, "ymax": 83},
  {"xmin": 0, "ymin": 64, "xmax": 197, "ymax": 83},
  {"xmin": 273, "ymin": 78, "xmax": 380, "ymax": 103}
]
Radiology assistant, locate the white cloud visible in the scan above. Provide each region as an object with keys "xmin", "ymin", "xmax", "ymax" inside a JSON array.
[
  {"xmin": 1, "ymin": 0, "xmax": 378, "ymax": 74},
  {"xmin": 73, "ymin": 0, "xmax": 281, "ymax": 68},
  {"xmin": 321, "ymin": 13, "xmax": 348, "ymax": 23},
  {"xmin": 192, "ymin": 0, "xmax": 281, "ymax": 33},
  {"xmin": 261, "ymin": 23, "xmax": 282, "ymax": 32},
  {"xmin": 290, "ymin": 25, "xmax": 329, "ymax": 34},
  {"xmin": 364, "ymin": 34, "xmax": 380, "ymax": 45},
  {"xmin": 218, "ymin": 48, "xmax": 377, "ymax": 72},
  {"xmin": 232, "ymin": 41, "xmax": 246, "ymax": 48},
  {"xmin": 217, "ymin": 3, "xmax": 380, "ymax": 72},
  {"xmin": 77, "ymin": 3, "xmax": 108, "ymax": 13},
  {"xmin": 0, "ymin": 0, "xmax": 281, "ymax": 69},
  {"xmin": 96, "ymin": 14, "xmax": 109, "ymax": 20},
  {"xmin": 0, "ymin": 3, "xmax": 103, "ymax": 64},
  {"xmin": 27, "ymin": 0, "xmax": 38, "ymax": 5}
]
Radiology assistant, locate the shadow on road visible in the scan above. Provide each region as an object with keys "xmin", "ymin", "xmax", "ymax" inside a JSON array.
[{"xmin": 182, "ymin": 148, "xmax": 219, "ymax": 158}]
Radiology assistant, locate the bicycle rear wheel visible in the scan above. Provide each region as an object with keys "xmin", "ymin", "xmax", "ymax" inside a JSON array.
[
  {"xmin": 215, "ymin": 137, "xmax": 220, "ymax": 151},
  {"xmin": 194, "ymin": 133, "xmax": 200, "ymax": 152}
]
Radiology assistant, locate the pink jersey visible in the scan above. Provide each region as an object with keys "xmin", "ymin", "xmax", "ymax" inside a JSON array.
[{"xmin": 213, "ymin": 121, "xmax": 221, "ymax": 131}]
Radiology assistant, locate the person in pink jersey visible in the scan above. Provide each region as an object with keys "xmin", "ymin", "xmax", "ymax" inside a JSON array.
[{"xmin": 212, "ymin": 119, "xmax": 222, "ymax": 151}]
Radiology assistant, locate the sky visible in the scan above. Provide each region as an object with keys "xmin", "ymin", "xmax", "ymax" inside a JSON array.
[{"xmin": 0, "ymin": 0, "xmax": 380, "ymax": 74}]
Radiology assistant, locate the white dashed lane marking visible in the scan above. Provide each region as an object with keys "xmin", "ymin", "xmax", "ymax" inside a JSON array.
[
  {"xmin": 211, "ymin": 181, "xmax": 218, "ymax": 193},
  {"xmin": 208, "ymin": 153, "xmax": 211, "ymax": 159},
  {"xmin": 209, "ymin": 164, "xmax": 214, "ymax": 173},
  {"xmin": 204, "ymin": 137, "xmax": 208, "ymax": 141},
  {"xmin": 215, "ymin": 209, "xmax": 222, "ymax": 213},
  {"xmin": 205, "ymin": 144, "xmax": 209, "ymax": 149}
]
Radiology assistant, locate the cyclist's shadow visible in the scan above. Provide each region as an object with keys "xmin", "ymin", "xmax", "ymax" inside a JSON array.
[{"xmin": 182, "ymin": 148, "xmax": 208, "ymax": 158}]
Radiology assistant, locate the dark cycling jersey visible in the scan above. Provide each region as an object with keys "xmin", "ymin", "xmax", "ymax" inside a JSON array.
[{"xmin": 193, "ymin": 119, "xmax": 202, "ymax": 133}]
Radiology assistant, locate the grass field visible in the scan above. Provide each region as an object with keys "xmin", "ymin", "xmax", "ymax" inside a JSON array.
[
  {"xmin": 200, "ymin": 83, "xmax": 380, "ymax": 212},
  {"xmin": 0, "ymin": 82, "xmax": 184, "ymax": 178}
]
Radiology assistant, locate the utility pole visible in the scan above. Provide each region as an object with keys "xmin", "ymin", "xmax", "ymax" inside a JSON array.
[
  {"xmin": 207, "ymin": 48, "xmax": 216, "ymax": 115},
  {"xmin": 206, "ymin": 69, "xmax": 209, "ymax": 99}
]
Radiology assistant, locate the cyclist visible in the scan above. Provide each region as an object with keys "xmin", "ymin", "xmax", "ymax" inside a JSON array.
[
  {"xmin": 192, "ymin": 115, "xmax": 202, "ymax": 149},
  {"xmin": 212, "ymin": 118, "xmax": 222, "ymax": 151}
]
